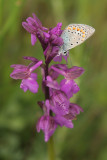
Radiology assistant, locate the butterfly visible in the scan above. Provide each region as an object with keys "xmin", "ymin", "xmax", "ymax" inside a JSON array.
[{"xmin": 58, "ymin": 24, "xmax": 95, "ymax": 56}]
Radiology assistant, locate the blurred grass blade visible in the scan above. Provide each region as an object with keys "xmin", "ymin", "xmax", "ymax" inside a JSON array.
[
  {"xmin": 0, "ymin": 0, "xmax": 23, "ymax": 39},
  {"xmin": 0, "ymin": 0, "xmax": 3, "ymax": 27}
]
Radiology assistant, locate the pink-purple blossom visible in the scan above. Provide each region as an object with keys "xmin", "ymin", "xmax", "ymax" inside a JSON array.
[
  {"xmin": 37, "ymin": 115, "xmax": 57, "ymax": 142},
  {"xmin": 50, "ymin": 90, "xmax": 70, "ymax": 115},
  {"xmin": 54, "ymin": 103, "xmax": 83, "ymax": 128},
  {"xmin": 36, "ymin": 100, "xmax": 57, "ymax": 142},
  {"xmin": 10, "ymin": 14, "xmax": 85, "ymax": 142},
  {"xmin": 10, "ymin": 60, "xmax": 42, "ymax": 93},
  {"xmin": 22, "ymin": 14, "xmax": 63, "ymax": 63},
  {"xmin": 50, "ymin": 65, "xmax": 84, "ymax": 98}
]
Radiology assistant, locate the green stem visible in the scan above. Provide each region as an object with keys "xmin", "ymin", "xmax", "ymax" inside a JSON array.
[
  {"xmin": 48, "ymin": 136, "xmax": 55, "ymax": 160},
  {"xmin": 44, "ymin": 63, "xmax": 55, "ymax": 160}
]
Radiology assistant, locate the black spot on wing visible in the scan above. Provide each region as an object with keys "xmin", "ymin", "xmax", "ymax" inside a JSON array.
[{"xmin": 63, "ymin": 51, "xmax": 67, "ymax": 56}]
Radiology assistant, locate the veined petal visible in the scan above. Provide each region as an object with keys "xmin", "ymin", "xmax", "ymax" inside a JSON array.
[
  {"xmin": 32, "ymin": 13, "xmax": 48, "ymax": 31},
  {"xmin": 46, "ymin": 76, "xmax": 60, "ymax": 90},
  {"xmin": 31, "ymin": 34, "xmax": 37, "ymax": 45},
  {"xmin": 23, "ymin": 56, "xmax": 39, "ymax": 63},
  {"xmin": 49, "ymin": 66, "xmax": 60, "ymax": 80},
  {"xmin": 53, "ymin": 55, "xmax": 62, "ymax": 62},
  {"xmin": 32, "ymin": 13, "xmax": 42, "ymax": 28},
  {"xmin": 65, "ymin": 66, "xmax": 85, "ymax": 80},
  {"xmin": 50, "ymin": 23, "xmax": 62, "ymax": 36},
  {"xmin": 69, "ymin": 103, "xmax": 84, "ymax": 115},
  {"xmin": 50, "ymin": 90, "xmax": 70, "ymax": 115},
  {"xmin": 36, "ymin": 115, "xmax": 57, "ymax": 142},
  {"xmin": 20, "ymin": 73, "xmax": 39, "ymax": 93},
  {"xmin": 52, "ymin": 37, "xmax": 63, "ymax": 46},
  {"xmin": 54, "ymin": 115, "xmax": 74, "ymax": 128},
  {"xmin": 10, "ymin": 66, "xmax": 29, "ymax": 79},
  {"xmin": 10, "ymin": 64, "xmax": 27, "ymax": 69},
  {"xmin": 60, "ymin": 79, "xmax": 80, "ymax": 98},
  {"xmin": 22, "ymin": 22, "xmax": 36, "ymax": 34},
  {"xmin": 38, "ymin": 100, "xmax": 50, "ymax": 115}
]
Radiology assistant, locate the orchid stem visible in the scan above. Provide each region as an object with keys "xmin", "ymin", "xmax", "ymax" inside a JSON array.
[
  {"xmin": 48, "ymin": 136, "xmax": 55, "ymax": 160},
  {"xmin": 45, "ymin": 62, "xmax": 55, "ymax": 160}
]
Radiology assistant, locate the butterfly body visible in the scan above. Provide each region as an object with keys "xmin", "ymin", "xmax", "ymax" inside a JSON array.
[{"xmin": 58, "ymin": 24, "xmax": 95, "ymax": 56}]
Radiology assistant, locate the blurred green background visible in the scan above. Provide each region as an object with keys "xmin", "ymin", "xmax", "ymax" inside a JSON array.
[{"xmin": 0, "ymin": 0, "xmax": 107, "ymax": 160}]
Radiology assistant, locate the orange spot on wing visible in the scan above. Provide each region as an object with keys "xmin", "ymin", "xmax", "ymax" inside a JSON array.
[
  {"xmin": 73, "ymin": 27, "xmax": 76, "ymax": 30},
  {"xmin": 80, "ymin": 29, "xmax": 83, "ymax": 32},
  {"xmin": 82, "ymin": 34, "xmax": 85, "ymax": 38},
  {"xmin": 77, "ymin": 28, "xmax": 80, "ymax": 31},
  {"xmin": 82, "ymin": 31, "xmax": 85, "ymax": 34},
  {"xmin": 82, "ymin": 38, "xmax": 84, "ymax": 41},
  {"xmin": 67, "ymin": 26, "xmax": 72, "ymax": 30}
]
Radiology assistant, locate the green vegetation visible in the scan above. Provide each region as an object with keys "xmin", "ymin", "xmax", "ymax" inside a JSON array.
[{"xmin": 0, "ymin": 0, "xmax": 107, "ymax": 159}]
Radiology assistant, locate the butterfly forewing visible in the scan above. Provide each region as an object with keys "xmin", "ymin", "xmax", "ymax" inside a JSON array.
[{"xmin": 58, "ymin": 24, "xmax": 95, "ymax": 55}]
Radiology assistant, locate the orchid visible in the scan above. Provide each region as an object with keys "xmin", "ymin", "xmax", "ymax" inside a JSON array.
[
  {"xmin": 10, "ymin": 60, "xmax": 42, "ymax": 93},
  {"xmin": 10, "ymin": 13, "xmax": 84, "ymax": 143},
  {"xmin": 51, "ymin": 65, "xmax": 84, "ymax": 98}
]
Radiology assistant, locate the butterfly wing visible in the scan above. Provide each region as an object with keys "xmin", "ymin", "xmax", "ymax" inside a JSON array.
[{"xmin": 58, "ymin": 24, "xmax": 95, "ymax": 55}]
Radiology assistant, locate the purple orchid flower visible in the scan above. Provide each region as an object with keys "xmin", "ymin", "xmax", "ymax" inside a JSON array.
[
  {"xmin": 50, "ymin": 90, "xmax": 70, "ymax": 116},
  {"xmin": 22, "ymin": 16, "xmax": 63, "ymax": 63},
  {"xmin": 69, "ymin": 103, "xmax": 84, "ymax": 115},
  {"xmin": 10, "ymin": 60, "xmax": 42, "ymax": 93},
  {"xmin": 36, "ymin": 100, "xmax": 57, "ymax": 142},
  {"xmin": 53, "ymin": 53, "xmax": 69, "ymax": 62},
  {"xmin": 54, "ymin": 115, "xmax": 74, "ymax": 128},
  {"xmin": 37, "ymin": 115, "xmax": 57, "ymax": 142},
  {"xmin": 51, "ymin": 65, "xmax": 84, "ymax": 98},
  {"xmin": 45, "ymin": 76, "xmax": 81, "ymax": 116},
  {"xmin": 10, "ymin": 13, "xmax": 86, "ymax": 142},
  {"xmin": 22, "ymin": 13, "xmax": 49, "ymax": 46},
  {"xmin": 48, "ymin": 64, "xmax": 67, "ymax": 80},
  {"xmin": 54, "ymin": 103, "xmax": 83, "ymax": 128},
  {"xmin": 44, "ymin": 23, "xmax": 64, "ymax": 63},
  {"xmin": 46, "ymin": 76, "xmax": 60, "ymax": 91},
  {"xmin": 45, "ymin": 77, "xmax": 71, "ymax": 116},
  {"xmin": 48, "ymin": 24, "xmax": 69, "ymax": 62}
]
